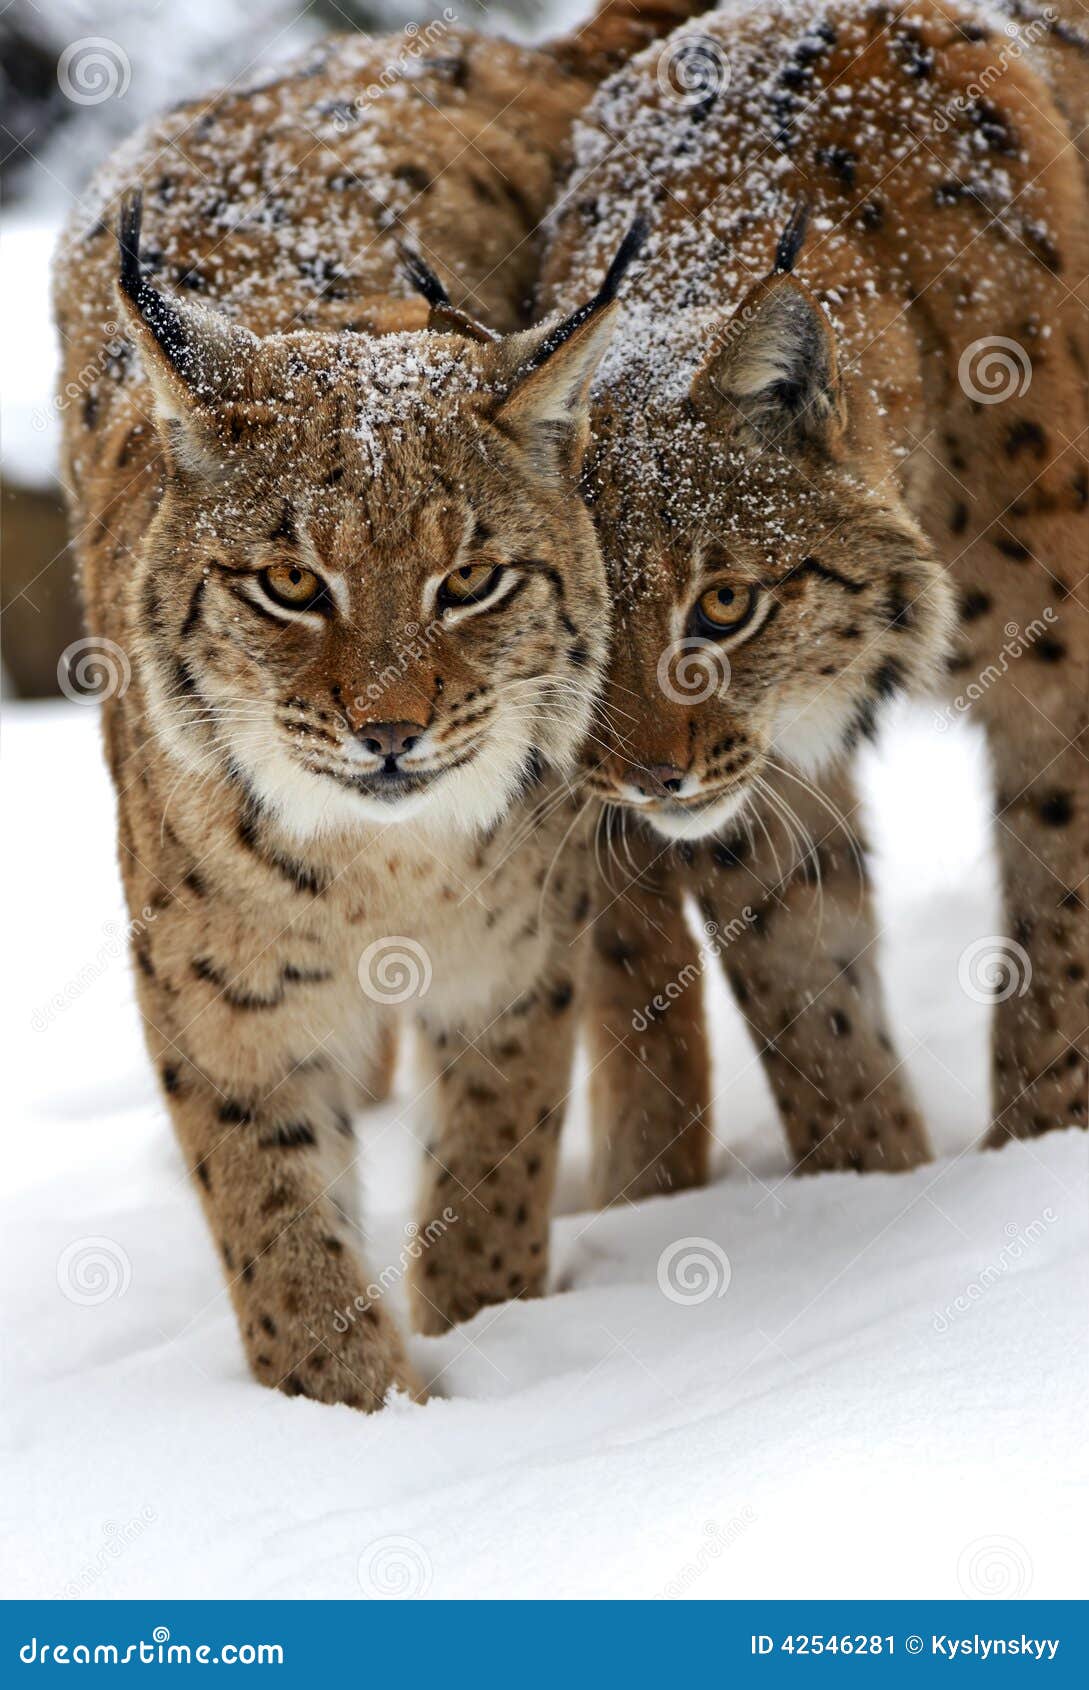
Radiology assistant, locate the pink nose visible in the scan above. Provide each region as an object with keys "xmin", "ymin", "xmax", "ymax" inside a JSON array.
[
  {"xmin": 354, "ymin": 721, "xmax": 423, "ymax": 758},
  {"xmin": 636, "ymin": 763, "xmax": 686, "ymax": 798}
]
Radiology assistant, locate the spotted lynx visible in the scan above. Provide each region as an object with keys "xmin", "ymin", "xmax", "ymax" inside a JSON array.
[
  {"xmin": 540, "ymin": 0, "xmax": 1087, "ymax": 1188},
  {"xmin": 53, "ymin": 4, "xmax": 713, "ymax": 1411}
]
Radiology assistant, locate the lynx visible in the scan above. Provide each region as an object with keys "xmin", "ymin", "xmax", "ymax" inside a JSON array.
[
  {"xmin": 538, "ymin": 0, "xmax": 1088, "ymax": 1191},
  {"xmin": 53, "ymin": 3, "xmax": 713, "ymax": 1410}
]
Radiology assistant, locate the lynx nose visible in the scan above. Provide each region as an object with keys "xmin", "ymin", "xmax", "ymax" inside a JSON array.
[
  {"xmin": 354, "ymin": 721, "xmax": 424, "ymax": 759},
  {"xmin": 636, "ymin": 763, "xmax": 687, "ymax": 798}
]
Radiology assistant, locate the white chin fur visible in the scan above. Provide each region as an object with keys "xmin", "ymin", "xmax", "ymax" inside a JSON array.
[
  {"xmin": 154, "ymin": 670, "xmax": 589, "ymax": 843},
  {"xmin": 232, "ymin": 717, "xmax": 556, "ymax": 844},
  {"xmin": 644, "ymin": 785, "xmax": 748, "ymax": 842}
]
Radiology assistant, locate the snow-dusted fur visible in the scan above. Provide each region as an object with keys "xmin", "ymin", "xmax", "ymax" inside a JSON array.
[
  {"xmin": 540, "ymin": 0, "xmax": 1088, "ymax": 1171},
  {"xmin": 51, "ymin": 6, "xmax": 718, "ymax": 1411}
]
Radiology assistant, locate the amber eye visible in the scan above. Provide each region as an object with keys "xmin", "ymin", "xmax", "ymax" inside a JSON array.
[
  {"xmin": 693, "ymin": 581, "xmax": 758, "ymax": 638},
  {"xmin": 259, "ymin": 564, "xmax": 329, "ymax": 613},
  {"xmin": 439, "ymin": 562, "xmax": 503, "ymax": 609}
]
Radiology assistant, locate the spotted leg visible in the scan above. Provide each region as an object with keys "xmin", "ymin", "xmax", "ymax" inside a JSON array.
[
  {"xmin": 583, "ymin": 846, "xmax": 711, "ymax": 1205},
  {"xmin": 980, "ymin": 646, "xmax": 1088, "ymax": 1143},
  {"xmin": 927, "ymin": 310, "xmax": 1088, "ymax": 1142},
  {"xmin": 409, "ymin": 955, "xmax": 580, "ymax": 1333},
  {"xmin": 142, "ymin": 992, "xmax": 422, "ymax": 1410},
  {"xmin": 695, "ymin": 763, "xmax": 931, "ymax": 1172}
]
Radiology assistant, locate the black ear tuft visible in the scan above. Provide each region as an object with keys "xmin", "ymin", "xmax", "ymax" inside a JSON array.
[
  {"xmin": 597, "ymin": 214, "xmax": 649, "ymax": 308},
  {"xmin": 116, "ymin": 185, "xmax": 193, "ymax": 369},
  {"xmin": 114, "ymin": 186, "xmax": 259, "ymax": 445},
  {"xmin": 527, "ymin": 215, "xmax": 647, "ymax": 373},
  {"xmin": 399, "ymin": 243, "xmax": 499, "ymax": 343},
  {"xmin": 117, "ymin": 188, "xmax": 144, "ymax": 304},
  {"xmin": 399, "ymin": 244, "xmax": 452, "ymax": 310},
  {"xmin": 774, "ymin": 195, "xmax": 811, "ymax": 275}
]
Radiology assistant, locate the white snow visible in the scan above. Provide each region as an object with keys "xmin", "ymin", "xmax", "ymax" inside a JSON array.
[
  {"xmin": 3, "ymin": 699, "xmax": 1086, "ymax": 1599},
  {"xmin": 0, "ymin": 218, "xmax": 64, "ymax": 489}
]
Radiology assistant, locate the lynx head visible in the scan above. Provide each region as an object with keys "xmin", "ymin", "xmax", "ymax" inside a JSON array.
[
  {"xmin": 116, "ymin": 192, "xmax": 638, "ymax": 839},
  {"xmin": 583, "ymin": 206, "xmax": 955, "ymax": 842}
]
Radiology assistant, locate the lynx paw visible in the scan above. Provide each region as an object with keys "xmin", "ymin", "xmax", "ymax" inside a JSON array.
[
  {"xmin": 408, "ymin": 1237, "xmax": 547, "ymax": 1334},
  {"xmin": 247, "ymin": 1310, "xmax": 424, "ymax": 1411}
]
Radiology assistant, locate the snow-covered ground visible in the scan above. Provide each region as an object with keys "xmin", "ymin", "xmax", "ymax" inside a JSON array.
[{"xmin": 3, "ymin": 701, "xmax": 1086, "ymax": 1599}]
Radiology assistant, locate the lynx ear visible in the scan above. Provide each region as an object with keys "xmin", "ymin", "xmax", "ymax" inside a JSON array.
[
  {"xmin": 691, "ymin": 273, "xmax": 844, "ymax": 451},
  {"xmin": 492, "ymin": 303, "xmax": 620, "ymax": 482},
  {"xmin": 399, "ymin": 246, "xmax": 499, "ymax": 345},
  {"xmin": 115, "ymin": 189, "xmax": 258, "ymax": 453},
  {"xmin": 493, "ymin": 218, "xmax": 646, "ymax": 482}
]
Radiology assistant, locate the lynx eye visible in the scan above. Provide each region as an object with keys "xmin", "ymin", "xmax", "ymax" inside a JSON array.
[
  {"xmin": 439, "ymin": 562, "xmax": 503, "ymax": 609},
  {"xmin": 259, "ymin": 564, "xmax": 328, "ymax": 613},
  {"xmin": 692, "ymin": 581, "xmax": 758, "ymax": 638}
]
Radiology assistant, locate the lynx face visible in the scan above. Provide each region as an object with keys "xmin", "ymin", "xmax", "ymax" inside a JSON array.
[
  {"xmin": 582, "ymin": 274, "xmax": 955, "ymax": 842},
  {"xmin": 117, "ymin": 198, "xmax": 622, "ymax": 839}
]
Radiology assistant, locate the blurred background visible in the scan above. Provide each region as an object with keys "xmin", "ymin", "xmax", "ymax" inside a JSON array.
[{"xmin": 0, "ymin": 0, "xmax": 568, "ymax": 697}]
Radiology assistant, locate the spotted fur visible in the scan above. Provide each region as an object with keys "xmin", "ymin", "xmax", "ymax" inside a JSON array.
[
  {"xmin": 53, "ymin": 4, "xmax": 718, "ymax": 1411},
  {"xmin": 541, "ymin": 0, "xmax": 1088, "ymax": 1181}
]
